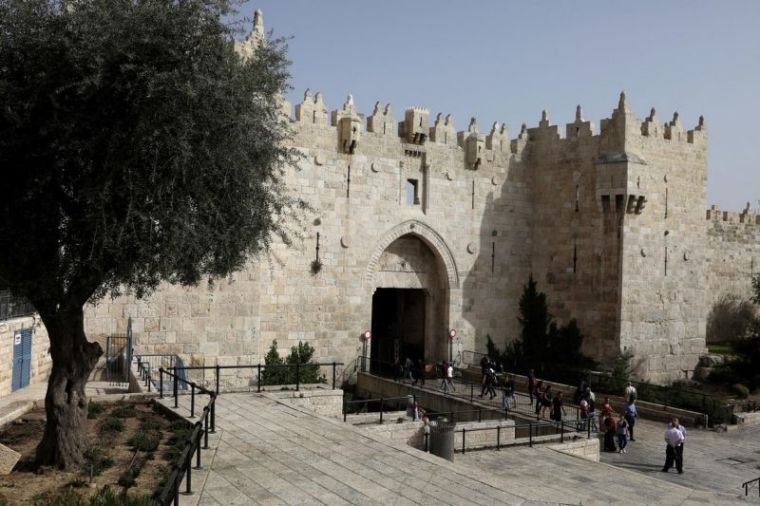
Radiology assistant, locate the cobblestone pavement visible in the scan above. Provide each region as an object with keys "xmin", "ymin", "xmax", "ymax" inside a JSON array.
[
  {"xmin": 163, "ymin": 392, "xmax": 754, "ymax": 505},
  {"xmin": 598, "ymin": 416, "xmax": 760, "ymax": 499}
]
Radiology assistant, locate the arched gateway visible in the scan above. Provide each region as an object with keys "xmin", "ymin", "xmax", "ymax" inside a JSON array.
[{"xmin": 364, "ymin": 221, "xmax": 458, "ymax": 370}]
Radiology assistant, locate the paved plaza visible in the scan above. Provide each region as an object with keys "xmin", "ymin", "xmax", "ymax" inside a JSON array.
[{"xmin": 163, "ymin": 391, "xmax": 758, "ymax": 505}]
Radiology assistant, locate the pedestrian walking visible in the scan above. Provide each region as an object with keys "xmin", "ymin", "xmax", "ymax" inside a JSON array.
[
  {"xmin": 603, "ymin": 415, "xmax": 617, "ymax": 452},
  {"xmin": 412, "ymin": 359, "xmax": 425, "ymax": 386},
  {"xmin": 480, "ymin": 366, "xmax": 497, "ymax": 399},
  {"xmin": 624, "ymin": 381, "xmax": 637, "ymax": 403},
  {"xmin": 550, "ymin": 392, "xmax": 566, "ymax": 425},
  {"xmin": 540, "ymin": 385, "xmax": 552, "ymax": 418},
  {"xmin": 527, "ymin": 369, "xmax": 537, "ymax": 407},
  {"xmin": 616, "ymin": 414, "xmax": 629, "ymax": 453},
  {"xmin": 440, "ymin": 361, "xmax": 455, "ymax": 393},
  {"xmin": 624, "ymin": 399, "xmax": 638, "ymax": 441},
  {"xmin": 404, "ymin": 356, "xmax": 414, "ymax": 383},
  {"xmin": 662, "ymin": 418, "xmax": 685, "ymax": 474},
  {"xmin": 502, "ymin": 375, "xmax": 516, "ymax": 413}
]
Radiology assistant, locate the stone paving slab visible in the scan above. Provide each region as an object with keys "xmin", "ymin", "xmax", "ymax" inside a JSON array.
[{"xmin": 163, "ymin": 391, "xmax": 755, "ymax": 505}]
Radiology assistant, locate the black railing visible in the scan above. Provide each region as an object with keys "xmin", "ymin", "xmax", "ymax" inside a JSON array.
[
  {"xmin": 157, "ymin": 367, "xmax": 216, "ymax": 506},
  {"xmin": 460, "ymin": 349, "xmax": 733, "ymax": 425},
  {"xmin": 343, "ymin": 395, "xmax": 416, "ymax": 423},
  {"xmin": 105, "ymin": 335, "xmax": 129, "ymax": 384},
  {"xmin": 743, "ymin": 476, "xmax": 760, "ymax": 497},
  {"xmin": 453, "ymin": 418, "xmax": 584, "ymax": 454},
  {"xmin": 356, "ymin": 355, "xmax": 582, "ymax": 424},
  {"xmin": 170, "ymin": 362, "xmax": 344, "ymax": 395},
  {"xmin": 135, "ymin": 353, "xmax": 182, "ymax": 392}
]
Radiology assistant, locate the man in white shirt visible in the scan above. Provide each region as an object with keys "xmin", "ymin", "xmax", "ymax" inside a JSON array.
[
  {"xmin": 662, "ymin": 418, "xmax": 685, "ymax": 474},
  {"xmin": 624, "ymin": 382, "xmax": 637, "ymax": 403}
]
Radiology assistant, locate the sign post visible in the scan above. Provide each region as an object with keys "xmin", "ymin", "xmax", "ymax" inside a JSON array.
[
  {"xmin": 448, "ymin": 328, "xmax": 456, "ymax": 364},
  {"xmin": 360, "ymin": 330, "xmax": 371, "ymax": 372}
]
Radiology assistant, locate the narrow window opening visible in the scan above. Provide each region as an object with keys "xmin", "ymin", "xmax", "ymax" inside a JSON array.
[
  {"xmin": 614, "ymin": 194, "xmax": 624, "ymax": 213},
  {"xmin": 573, "ymin": 242, "xmax": 577, "ymax": 274},
  {"xmin": 491, "ymin": 242, "xmax": 495, "ymax": 274},
  {"xmin": 471, "ymin": 180, "xmax": 475, "ymax": 210},
  {"xmin": 346, "ymin": 165, "xmax": 351, "ymax": 198},
  {"xmin": 664, "ymin": 246, "xmax": 668, "ymax": 276},
  {"xmin": 601, "ymin": 195, "xmax": 611, "ymax": 213},
  {"xmin": 419, "ymin": 117, "xmax": 423, "ymax": 127},
  {"xmin": 406, "ymin": 179, "xmax": 419, "ymax": 206},
  {"xmin": 665, "ymin": 187, "xmax": 669, "ymax": 219},
  {"xmin": 575, "ymin": 184, "xmax": 580, "ymax": 212}
]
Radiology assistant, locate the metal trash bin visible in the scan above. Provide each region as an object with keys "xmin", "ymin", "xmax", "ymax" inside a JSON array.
[{"xmin": 429, "ymin": 418, "xmax": 455, "ymax": 461}]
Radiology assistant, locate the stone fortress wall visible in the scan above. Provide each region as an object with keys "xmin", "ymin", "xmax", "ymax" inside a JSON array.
[{"xmin": 83, "ymin": 11, "xmax": 758, "ymax": 383}]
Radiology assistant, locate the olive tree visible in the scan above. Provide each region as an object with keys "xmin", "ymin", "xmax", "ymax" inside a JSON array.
[{"xmin": 0, "ymin": 0, "xmax": 293, "ymax": 468}]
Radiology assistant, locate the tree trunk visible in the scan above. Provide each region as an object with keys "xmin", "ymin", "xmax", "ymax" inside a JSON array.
[{"xmin": 35, "ymin": 306, "xmax": 102, "ymax": 469}]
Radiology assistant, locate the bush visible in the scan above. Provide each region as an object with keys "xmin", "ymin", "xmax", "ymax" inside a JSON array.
[
  {"xmin": 81, "ymin": 448, "xmax": 114, "ymax": 478},
  {"xmin": 111, "ymin": 405, "xmax": 136, "ymax": 419},
  {"xmin": 100, "ymin": 416, "xmax": 125, "ymax": 433},
  {"xmin": 127, "ymin": 432, "xmax": 160, "ymax": 452},
  {"xmin": 706, "ymin": 295, "xmax": 756, "ymax": 343},
  {"xmin": 732, "ymin": 383, "xmax": 750, "ymax": 399},
  {"xmin": 139, "ymin": 419, "xmax": 161, "ymax": 432},
  {"xmin": 260, "ymin": 340, "xmax": 325, "ymax": 386},
  {"xmin": 117, "ymin": 467, "xmax": 140, "ymax": 488},
  {"xmin": 87, "ymin": 402, "xmax": 105, "ymax": 419}
]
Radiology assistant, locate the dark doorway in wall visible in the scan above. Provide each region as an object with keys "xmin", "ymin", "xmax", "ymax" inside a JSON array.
[{"xmin": 370, "ymin": 288, "xmax": 426, "ymax": 374}]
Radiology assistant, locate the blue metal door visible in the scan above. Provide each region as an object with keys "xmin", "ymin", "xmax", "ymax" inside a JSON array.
[{"xmin": 12, "ymin": 328, "xmax": 32, "ymax": 391}]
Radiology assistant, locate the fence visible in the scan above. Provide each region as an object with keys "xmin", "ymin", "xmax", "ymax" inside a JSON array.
[
  {"xmin": 171, "ymin": 361, "xmax": 344, "ymax": 394},
  {"xmin": 743, "ymin": 476, "xmax": 760, "ymax": 497},
  {"xmin": 450, "ymin": 418, "xmax": 586, "ymax": 454},
  {"xmin": 460, "ymin": 349, "xmax": 734, "ymax": 425},
  {"xmin": 156, "ymin": 367, "xmax": 216, "ymax": 506}
]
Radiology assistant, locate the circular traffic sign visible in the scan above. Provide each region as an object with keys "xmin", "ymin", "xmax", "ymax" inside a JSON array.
[
  {"xmin": 449, "ymin": 328, "xmax": 456, "ymax": 339},
  {"xmin": 361, "ymin": 330, "xmax": 371, "ymax": 341}
]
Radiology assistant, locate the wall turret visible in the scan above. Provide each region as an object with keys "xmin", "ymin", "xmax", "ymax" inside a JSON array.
[
  {"xmin": 332, "ymin": 94, "xmax": 363, "ymax": 154},
  {"xmin": 458, "ymin": 118, "xmax": 485, "ymax": 169},
  {"xmin": 400, "ymin": 107, "xmax": 429, "ymax": 145},
  {"xmin": 565, "ymin": 105, "xmax": 593, "ymax": 139}
]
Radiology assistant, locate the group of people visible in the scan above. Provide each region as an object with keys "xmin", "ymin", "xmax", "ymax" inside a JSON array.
[{"xmin": 527, "ymin": 369, "xmax": 567, "ymax": 423}]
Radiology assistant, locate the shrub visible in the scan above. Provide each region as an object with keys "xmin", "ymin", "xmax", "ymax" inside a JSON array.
[
  {"xmin": 732, "ymin": 383, "xmax": 750, "ymax": 399},
  {"xmin": 100, "ymin": 416, "xmax": 125, "ymax": 433},
  {"xmin": 87, "ymin": 402, "xmax": 105, "ymax": 419},
  {"xmin": 111, "ymin": 405, "xmax": 137, "ymax": 419},
  {"xmin": 127, "ymin": 432, "xmax": 160, "ymax": 453},
  {"xmin": 706, "ymin": 295, "xmax": 756, "ymax": 343},
  {"xmin": 117, "ymin": 467, "xmax": 140, "ymax": 488},
  {"xmin": 81, "ymin": 448, "xmax": 114, "ymax": 478},
  {"xmin": 139, "ymin": 419, "xmax": 161, "ymax": 432}
]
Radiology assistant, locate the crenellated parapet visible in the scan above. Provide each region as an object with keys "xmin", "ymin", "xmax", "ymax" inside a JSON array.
[
  {"xmin": 458, "ymin": 118, "xmax": 485, "ymax": 169},
  {"xmin": 295, "ymin": 89, "xmax": 330, "ymax": 126},
  {"xmin": 706, "ymin": 204, "xmax": 760, "ymax": 226},
  {"xmin": 331, "ymin": 94, "xmax": 363, "ymax": 154},
  {"xmin": 429, "ymin": 113, "xmax": 457, "ymax": 145},
  {"xmin": 367, "ymin": 101, "xmax": 396, "ymax": 136}
]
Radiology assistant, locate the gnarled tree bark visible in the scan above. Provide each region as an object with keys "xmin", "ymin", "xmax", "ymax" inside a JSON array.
[{"xmin": 35, "ymin": 306, "xmax": 102, "ymax": 469}]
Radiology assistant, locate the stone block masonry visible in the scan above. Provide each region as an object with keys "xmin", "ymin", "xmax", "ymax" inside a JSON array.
[{"xmin": 75, "ymin": 10, "xmax": 757, "ymax": 386}]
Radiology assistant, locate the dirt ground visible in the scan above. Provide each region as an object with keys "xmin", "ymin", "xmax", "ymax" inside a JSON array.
[{"xmin": 0, "ymin": 401, "xmax": 178, "ymax": 505}]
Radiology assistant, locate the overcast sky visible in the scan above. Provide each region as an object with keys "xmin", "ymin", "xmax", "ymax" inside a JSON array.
[{"xmin": 241, "ymin": 1, "xmax": 759, "ymax": 211}]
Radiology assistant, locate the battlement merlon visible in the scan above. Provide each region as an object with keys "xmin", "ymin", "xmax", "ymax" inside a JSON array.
[{"xmin": 707, "ymin": 204, "xmax": 760, "ymax": 225}]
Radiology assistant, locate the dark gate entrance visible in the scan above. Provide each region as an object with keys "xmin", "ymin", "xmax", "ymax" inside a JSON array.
[
  {"xmin": 370, "ymin": 288, "xmax": 426, "ymax": 374},
  {"xmin": 12, "ymin": 328, "xmax": 32, "ymax": 391}
]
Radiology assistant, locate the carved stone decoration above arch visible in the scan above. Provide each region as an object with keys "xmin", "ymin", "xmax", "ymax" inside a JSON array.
[{"xmin": 364, "ymin": 220, "xmax": 460, "ymax": 289}]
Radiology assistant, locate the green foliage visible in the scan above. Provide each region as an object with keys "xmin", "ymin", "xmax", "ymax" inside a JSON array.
[
  {"xmin": 260, "ymin": 340, "xmax": 326, "ymax": 386},
  {"xmin": 100, "ymin": 416, "xmax": 125, "ymax": 433},
  {"xmin": 81, "ymin": 448, "xmax": 114, "ymax": 478},
  {"xmin": 87, "ymin": 402, "xmax": 105, "ymax": 419},
  {"xmin": 732, "ymin": 383, "xmax": 750, "ymax": 399},
  {"xmin": 752, "ymin": 274, "xmax": 760, "ymax": 305},
  {"xmin": 127, "ymin": 432, "xmax": 160, "ymax": 452},
  {"xmin": 111, "ymin": 405, "xmax": 136, "ymax": 419},
  {"xmin": 139, "ymin": 419, "xmax": 161, "ymax": 432},
  {"xmin": 492, "ymin": 275, "xmax": 594, "ymax": 375},
  {"xmin": 604, "ymin": 351, "xmax": 634, "ymax": 393},
  {"xmin": 117, "ymin": 467, "xmax": 140, "ymax": 488},
  {"xmin": 46, "ymin": 486, "xmax": 154, "ymax": 506},
  {"xmin": 706, "ymin": 295, "xmax": 756, "ymax": 343}
]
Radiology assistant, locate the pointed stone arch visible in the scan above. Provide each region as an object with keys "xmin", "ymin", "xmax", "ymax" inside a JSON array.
[{"xmin": 364, "ymin": 220, "xmax": 459, "ymax": 289}]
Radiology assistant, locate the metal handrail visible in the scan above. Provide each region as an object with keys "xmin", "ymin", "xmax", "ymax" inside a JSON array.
[
  {"xmin": 742, "ymin": 476, "xmax": 760, "ymax": 497},
  {"xmin": 170, "ymin": 361, "xmax": 344, "ymax": 394},
  {"xmin": 157, "ymin": 367, "xmax": 217, "ymax": 506},
  {"xmin": 343, "ymin": 395, "xmax": 417, "ymax": 423},
  {"xmin": 453, "ymin": 418, "xmax": 586, "ymax": 454}
]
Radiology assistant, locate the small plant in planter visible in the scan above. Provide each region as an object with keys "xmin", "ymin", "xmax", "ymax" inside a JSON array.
[
  {"xmin": 100, "ymin": 416, "xmax": 125, "ymax": 433},
  {"xmin": 87, "ymin": 402, "xmax": 105, "ymax": 419},
  {"xmin": 111, "ymin": 404, "xmax": 137, "ymax": 419},
  {"xmin": 127, "ymin": 432, "xmax": 160, "ymax": 453}
]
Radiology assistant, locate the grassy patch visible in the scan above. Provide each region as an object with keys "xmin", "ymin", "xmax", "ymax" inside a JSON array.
[
  {"xmin": 86, "ymin": 402, "xmax": 105, "ymax": 420},
  {"xmin": 127, "ymin": 432, "xmax": 159, "ymax": 453},
  {"xmin": 81, "ymin": 448, "xmax": 114, "ymax": 478},
  {"xmin": 100, "ymin": 416, "xmax": 125, "ymax": 433},
  {"xmin": 110, "ymin": 405, "xmax": 136, "ymax": 419},
  {"xmin": 707, "ymin": 342, "xmax": 736, "ymax": 355}
]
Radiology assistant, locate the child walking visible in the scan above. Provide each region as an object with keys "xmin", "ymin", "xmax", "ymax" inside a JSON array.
[{"xmin": 617, "ymin": 414, "xmax": 630, "ymax": 454}]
